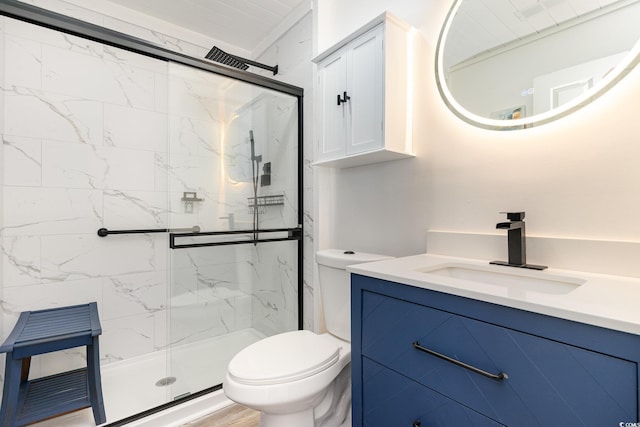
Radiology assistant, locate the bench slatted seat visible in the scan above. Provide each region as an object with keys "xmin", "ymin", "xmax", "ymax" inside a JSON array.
[{"xmin": 0, "ymin": 303, "xmax": 106, "ymax": 426}]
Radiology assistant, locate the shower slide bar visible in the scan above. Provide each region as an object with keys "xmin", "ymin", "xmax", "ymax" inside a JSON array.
[
  {"xmin": 169, "ymin": 227, "xmax": 302, "ymax": 249},
  {"xmin": 97, "ymin": 226, "xmax": 201, "ymax": 237}
]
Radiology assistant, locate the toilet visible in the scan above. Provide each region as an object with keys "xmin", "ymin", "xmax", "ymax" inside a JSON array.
[{"xmin": 223, "ymin": 249, "xmax": 391, "ymax": 427}]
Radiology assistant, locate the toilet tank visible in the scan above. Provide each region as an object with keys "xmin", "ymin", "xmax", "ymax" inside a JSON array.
[{"xmin": 316, "ymin": 249, "xmax": 392, "ymax": 342}]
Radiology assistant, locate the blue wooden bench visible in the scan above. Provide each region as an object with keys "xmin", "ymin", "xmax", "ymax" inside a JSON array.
[{"xmin": 0, "ymin": 303, "xmax": 106, "ymax": 426}]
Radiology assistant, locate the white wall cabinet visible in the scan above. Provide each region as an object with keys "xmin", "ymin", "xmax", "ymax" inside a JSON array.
[{"xmin": 313, "ymin": 13, "xmax": 415, "ymax": 168}]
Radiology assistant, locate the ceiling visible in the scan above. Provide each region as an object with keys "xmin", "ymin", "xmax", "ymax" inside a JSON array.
[
  {"xmin": 93, "ymin": 0, "xmax": 634, "ymax": 64},
  {"xmin": 106, "ymin": 0, "xmax": 308, "ymax": 52},
  {"xmin": 445, "ymin": 0, "xmax": 629, "ymax": 67}
]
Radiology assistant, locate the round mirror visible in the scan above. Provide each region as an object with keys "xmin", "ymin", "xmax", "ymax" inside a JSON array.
[{"xmin": 436, "ymin": 0, "xmax": 640, "ymax": 130}]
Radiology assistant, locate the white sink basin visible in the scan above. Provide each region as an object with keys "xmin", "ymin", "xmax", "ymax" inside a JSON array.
[{"xmin": 417, "ymin": 263, "xmax": 586, "ymax": 295}]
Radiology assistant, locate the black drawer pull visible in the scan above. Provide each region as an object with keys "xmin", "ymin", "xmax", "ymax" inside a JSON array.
[
  {"xmin": 412, "ymin": 341, "xmax": 508, "ymax": 381},
  {"xmin": 413, "ymin": 420, "xmax": 421, "ymax": 427}
]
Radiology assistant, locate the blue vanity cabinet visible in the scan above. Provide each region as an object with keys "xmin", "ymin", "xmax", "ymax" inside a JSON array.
[{"xmin": 351, "ymin": 274, "xmax": 640, "ymax": 427}]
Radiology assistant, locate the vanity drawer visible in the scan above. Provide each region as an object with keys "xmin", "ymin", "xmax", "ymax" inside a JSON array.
[
  {"xmin": 363, "ymin": 357, "xmax": 504, "ymax": 427},
  {"xmin": 361, "ymin": 290, "xmax": 638, "ymax": 425}
]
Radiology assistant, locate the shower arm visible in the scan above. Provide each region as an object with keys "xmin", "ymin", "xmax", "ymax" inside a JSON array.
[{"xmin": 233, "ymin": 55, "xmax": 278, "ymax": 76}]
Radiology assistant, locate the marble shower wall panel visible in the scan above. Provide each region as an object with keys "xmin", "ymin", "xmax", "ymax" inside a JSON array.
[
  {"xmin": 3, "ymin": 187, "xmax": 103, "ymax": 236},
  {"xmin": 2, "ymin": 135, "xmax": 42, "ymax": 187},
  {"xmin": 1, "ymin": 236, "xmax": 40, "ymax": 287},
  {"xmin": 225, "ymin": 91, "xmax": 299, "ymax": 231},
  {"xmin": 41, "ymin": 142, "xmax": 157, "ymax": 190},
  {"xmin": 1, "ymin": 17, "xmax": 171, "ymax": 366},
  {"xmin": 103, "ymin": 190, "xmax": 168, "ymax": 230},
  {"xmin": 168, "ymin": 244, "xmax": 253, "ymax": 346},
  {"xmin": 104, "ymin": 104, "xmax": 168, "ymax": 151},
  {"xmin": 43, "ymin": 48, "xmax": 157, "ymax": 110},
  {"xmin": 100, "ymin": 313, "xmax": 155, "ymax": 363},
  {"xmin": 3, "ymin": 88, "xmax": 104, "ymax": 145},
  {"xmin": 1, "ymin": 17, "xmax": 6, "ymax": 342},
  {"xmin": 168, "ymin": 64, "xmax": 228, "ymax": 231},
  {"xmin": 224, "ymin": 101, "xmax": 264, "ymax": 229},
  {"xmin": 165, "ymin": 80, "xmax": 300, "ymax": 342},
  {"xmin": 102, "ymin": 271, "xmax": 166, "ymax": 321},
  {"xmin": 166, "ymin": 65, "xmax": 299, "ymax": 238},
  {"xmin": 256, "ymin": 94, "xmax": 298, "ymax": 231},
  {"xmin": 234, "ymin": 245, "xmax": 256, "ymax": 297},
  {"xmin": 254, "ymin": 12, "xmax": 314, "ymax": 330},
  {"xmin": 251, "ymin": 242, "xmax": 298, "ymax": 337},
  {"xmin": 40, "ymin": 234, "xmax": 158, "ymax": 282}
]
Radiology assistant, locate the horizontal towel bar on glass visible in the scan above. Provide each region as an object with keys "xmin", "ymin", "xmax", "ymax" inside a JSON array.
[
  {"xmin": 170, "ymin": 227, "xmax": 302, "ymax": 249},
  {"xmin": 97, "ymin": 226, "xmax": 200, "ymax": 237}
]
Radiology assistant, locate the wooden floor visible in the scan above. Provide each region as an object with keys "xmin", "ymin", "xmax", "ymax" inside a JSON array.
[{"xmin": 182, "ymin": 404, "xmax": 260, "ymax": 427}]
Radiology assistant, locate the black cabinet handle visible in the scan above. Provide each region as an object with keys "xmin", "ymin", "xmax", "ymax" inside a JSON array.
[
  {"xmin": 337, "ymin": 91, "xmax": 351, "ymax": 105},
  {"xmin": 412, "ymin": 341, "xmax": 508, "ymax": 381},
  {"xmin": 413, "ymin": 420, "xmax": 421, "ymax": 427}
]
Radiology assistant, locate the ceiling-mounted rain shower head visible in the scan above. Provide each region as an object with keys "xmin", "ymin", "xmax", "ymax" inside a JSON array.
[
  {"xmin": 205, "ymin": 46, "xmax": 249, "ymax": 70},
  {"xmin": 204, "ymin": 45, "xmax": 279, "ymax": 75}
]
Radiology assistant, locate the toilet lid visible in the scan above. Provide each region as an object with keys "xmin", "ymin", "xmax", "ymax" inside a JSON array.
[{"xmin": 227, "ymin": 330, "xmax": 341, "ymax": 386}]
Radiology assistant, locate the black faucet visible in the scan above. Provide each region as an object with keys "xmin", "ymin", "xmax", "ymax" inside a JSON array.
[{"xmin": 490, "ymin": 212, "xmax": 547, "ymax": 270}]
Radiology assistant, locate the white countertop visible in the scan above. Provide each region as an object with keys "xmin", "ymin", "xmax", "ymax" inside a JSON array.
[{"xmin": 348, "ymin": 253, "xmax": 640, "ymax": 336}]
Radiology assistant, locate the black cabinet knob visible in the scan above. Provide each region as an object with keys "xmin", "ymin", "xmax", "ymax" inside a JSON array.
[{"xmin": 413, "ymin": 420, "xmax": 421, "ymax": 427}]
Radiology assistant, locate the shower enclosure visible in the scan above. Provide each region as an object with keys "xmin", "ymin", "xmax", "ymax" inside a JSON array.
[
  {"xmin": 0, "ymin": 1, "xmax": 302, "ymax": 424},
  {"xmin": 164, "ymin": 62, "xmax": 301, "ymax": 402}
]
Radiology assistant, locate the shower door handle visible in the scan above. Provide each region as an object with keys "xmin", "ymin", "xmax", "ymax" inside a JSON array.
[{"xmin": 337, "ymin": 91, "xmax": 350, "ymax": 105}]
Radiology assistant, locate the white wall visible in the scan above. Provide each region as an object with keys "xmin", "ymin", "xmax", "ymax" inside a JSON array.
[{"xmin": 314, "ymin": 0, "xmax": 640, "ymax": 273}]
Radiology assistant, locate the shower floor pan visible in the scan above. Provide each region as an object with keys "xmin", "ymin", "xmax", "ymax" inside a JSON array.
[{"xmin": 27, "ymin": 328, "xmax": 265, "ymax": 426}]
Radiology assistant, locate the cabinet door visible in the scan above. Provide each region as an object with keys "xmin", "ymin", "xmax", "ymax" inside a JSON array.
[
  {"xmin": 317, "ymin": 48, "xmax": 347, "ymax": 162},
  {"xmin": 363, "ymin": 357, "xmax": 505, "ymax": 427},
  {"xmin": 346, "ymin": 25, "xmax": 384, "ymax": 156}
]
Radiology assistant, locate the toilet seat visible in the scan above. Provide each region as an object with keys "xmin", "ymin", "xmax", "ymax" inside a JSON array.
[{"xmin": 227, "ymin": 330, "xmax": 341, "ymax": 386}]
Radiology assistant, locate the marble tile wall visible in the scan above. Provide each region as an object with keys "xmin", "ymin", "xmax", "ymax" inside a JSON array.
[
  {"xmin": 1, "ymin": 17, "xmax": 171, "ymax": 374},
  {"xmin": 0, "ymin": 3, "xmax": 309, "ymax": 388},
  {"xmin": 0, "ymin": 16, "xmax": 6, "ymax": 344},
  {"xmin": 254, "ymin": 12, "xmax": 315, "ymax": 330},
  {"xmin": 21, "ymin": 0, "xmax": 212, "ymax": 60},
  {"xmin": 166, "ymin": 63, "xmax": 300, "ymax": 346}
]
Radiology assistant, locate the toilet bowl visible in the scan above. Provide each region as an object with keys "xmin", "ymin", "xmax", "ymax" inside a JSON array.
[{"xmin": 223, "ymin": 249, "xmax": 391, "ymax": 427}]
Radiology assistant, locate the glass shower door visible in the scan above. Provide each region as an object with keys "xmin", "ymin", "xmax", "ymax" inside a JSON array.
[{"xmin": 165, "ymin": 62, "xmax": 301, "ymax": 399}]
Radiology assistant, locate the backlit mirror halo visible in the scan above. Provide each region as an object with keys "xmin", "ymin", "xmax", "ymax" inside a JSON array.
[{"xmin": 436, "ymin": 0, "xmax": 640, "ymax": 130}]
